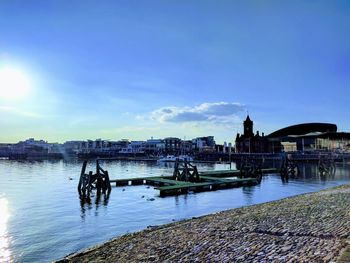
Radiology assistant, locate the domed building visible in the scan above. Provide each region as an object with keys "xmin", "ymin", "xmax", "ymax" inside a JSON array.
[
  {"xmin": 267, "ymin": 123, "xmax": 337, "ymax": 138},
  {"xmin": 267, "ymin": 123, "xmax": 350, "ymax": 152},
  {"xmin": 235, "ymin": 116, "xmax": 350, "ymax": 153}
]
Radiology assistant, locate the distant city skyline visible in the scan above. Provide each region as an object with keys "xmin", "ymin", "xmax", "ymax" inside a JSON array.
[{"xmin": 0, "ymin": 1, "xmax": 349, "ymax": 143}]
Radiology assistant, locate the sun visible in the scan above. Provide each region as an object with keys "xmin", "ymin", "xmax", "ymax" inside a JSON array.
[{"xmin": 0, "ymin": 67, "xmax": 31, "ymax": 99}]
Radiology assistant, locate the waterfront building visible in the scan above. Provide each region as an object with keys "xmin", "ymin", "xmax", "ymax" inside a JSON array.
[
  {"xmin": 314, "ymin": 133, "xmax": 350, "ymax": 152},
  {"xmin": 64, "ymin": 139, "xmax": 127, "ymax": 155},
  {"xmin": 0, "ymin": 143, "xmax": 13, "ymax": 157},
  {"xmin": 235, "ymin": 115, "xmax": 269, "ymax": 153},
  {"xmin": 216, "ymin": 142, "xmax": 233, "ymax": 154},
  {"xmin": 280, "ymin": 141, "xmax": 297, "ymax": 152},
  {"xmin": 143, "ymin": 139, "xmax": 165, "ymax": 154},
  {"xmin": 7, "ymin": 138, "xmax": 64, "ymax": 159},
  {"xmin": 120, "ymin": 141, "xmax": 145, "ymax": 154},
  {"xmin": 112, "ymin": 140, "xmax": 130, "ymax": 151},
  {"xmin": 267, "ymin": 123, "xmax": 350, "ymax": 153},
  {"xmin": 180, "ymin": 140, "xmax": 193, "ymax": 154},
  {"xmin": 192, "ymin": 136, "xmax": 216, "ymax": 152},
  {"xmin": 63, "ymin": 140, "xmax": 85, "ymax": 154},
  {"xmin": 10, "ymin": 138, "xmax": 50, "ymax": 153},
  {"xmin": 164, "ymin": 137, "xmax": 181, "ymax": 154},
  {"xmin": 22, "ymin": 138, "xmax": 49, "ymax": 149},
  {"xmin": 47, "ymin": 143, "xmax": 63, "ymax": 154}
]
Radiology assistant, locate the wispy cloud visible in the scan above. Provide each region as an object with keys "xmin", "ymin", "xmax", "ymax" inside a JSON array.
[
  {"xmin": 140, "ymin": 102, "xmax": 245, "ymax": 125},
  {"xmin": 0, "ymin": 105, "xmax": 43, "ymax": 118}
]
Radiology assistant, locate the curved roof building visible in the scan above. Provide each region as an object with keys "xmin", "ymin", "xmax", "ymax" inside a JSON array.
[{"xmin": 267, "ymin": 123, "xmax": 337, "ymax": 138}]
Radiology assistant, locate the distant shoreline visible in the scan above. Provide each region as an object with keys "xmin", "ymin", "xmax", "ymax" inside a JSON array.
[{"xmin": 3, "ymin": 152, "xmax": 350, "ymax": 163}]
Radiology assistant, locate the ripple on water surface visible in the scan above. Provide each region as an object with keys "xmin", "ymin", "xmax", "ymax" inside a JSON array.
[{"xmin": 0, "ymin": 160, "xmax": 349, "ymax": 262}]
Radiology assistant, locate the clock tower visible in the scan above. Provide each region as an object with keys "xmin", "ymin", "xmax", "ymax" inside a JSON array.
[{"xmin": 243, "ymin": 115, "xmax": 254, "ymax": 137}]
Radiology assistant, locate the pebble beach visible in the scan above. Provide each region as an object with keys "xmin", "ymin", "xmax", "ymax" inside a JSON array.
[{"xmin": 59, "ymin": 184, "xmax": 350, "ymax": 262}]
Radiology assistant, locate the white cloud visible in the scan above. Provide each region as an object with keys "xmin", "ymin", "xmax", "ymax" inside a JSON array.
[{"xmin": 147, "ymin": 102, "xmax": 245, "ymax": 125}]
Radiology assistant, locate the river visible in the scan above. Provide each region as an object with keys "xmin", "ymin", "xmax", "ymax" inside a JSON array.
[{"xmin": 0, "ymin": 159, "xmax": 349, "ymax": 262}]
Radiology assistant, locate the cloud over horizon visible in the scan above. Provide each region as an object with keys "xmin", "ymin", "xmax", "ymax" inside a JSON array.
[{"xmin": 145, "ymin": 102, "xmax": 245, "ymax": 125}]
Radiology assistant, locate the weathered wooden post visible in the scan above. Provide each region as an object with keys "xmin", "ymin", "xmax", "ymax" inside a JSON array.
[
  {"xmin": 189, "ymin": 164, "xmax": 199, "ymax": 182},
  {"xmin": 172, "ymin": 159, "xmax": 200, "ymax": 183},
  {"xmin": 85, "ymin": 171, "xmax": 93, "ymax": 197},
  {"xmin": 173, "ymin": 159, "xmax": 180, "ymax": 180},
  {"xmin": 318, "ymin": 154, "xmax": 336, "ymax": 177},
  {"xmin": 96, "ymin": 160, "xmax": 102, "ymax": 195},
  {"xmin": 77, "ymin": 160, "xmax": 112, "ymax": 198},
  {"xmin": 183, "ymin": 160, "xmax": 189, "ymax": 181},
  {"xmin": 78, "ymin": 160, "xmax": 88, "ymax": 195},
  {"xmin": 239, "ymin": 157, "xmax": 262, "ymax": 183},
  {"xmin": 104, "ymin": 170, "xmax": 112, "ymax": 196},
  {"xmin": 280, "ymin": 154, "xmax": 299, "ymax": 182}
]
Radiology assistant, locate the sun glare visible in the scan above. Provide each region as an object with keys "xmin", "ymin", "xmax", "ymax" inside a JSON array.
[
  {"xmin": 0, "ymin": 198, "xmax": 11, "ymax": 262},
  {"xmin": 0, "ymin": 67, "xmax": 31, "ymax": 99}
]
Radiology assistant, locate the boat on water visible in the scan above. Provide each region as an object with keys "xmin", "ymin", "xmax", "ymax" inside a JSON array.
[{"xmin": 157, "ymin": 155, "xmax": 193, "ymax": 162}]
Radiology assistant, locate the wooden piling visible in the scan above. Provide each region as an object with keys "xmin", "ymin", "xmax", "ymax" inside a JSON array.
[{"xmin": 78, "ymin": 160, "xmax": 278, "ymax": 197}]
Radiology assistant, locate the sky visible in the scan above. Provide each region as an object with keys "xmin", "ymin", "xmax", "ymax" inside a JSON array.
[{"xmin": 0, "ymin": 0, "xmax": 349, "ymax": 144}]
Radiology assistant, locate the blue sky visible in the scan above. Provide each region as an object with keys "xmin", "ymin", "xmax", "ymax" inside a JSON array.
[{"xmin": 0, "ymin": 1, "xmax": 349, "ymax": 143}]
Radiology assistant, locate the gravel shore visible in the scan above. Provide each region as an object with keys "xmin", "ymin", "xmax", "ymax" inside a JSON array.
[{"xmin": 59, "ymin": 184, "xmax": 350, "ymax": 262}]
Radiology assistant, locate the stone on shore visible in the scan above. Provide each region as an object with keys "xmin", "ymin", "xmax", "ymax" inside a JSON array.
[{"xmin": 58, "ymin": 184, "xmax": 350, "ymax": 262}]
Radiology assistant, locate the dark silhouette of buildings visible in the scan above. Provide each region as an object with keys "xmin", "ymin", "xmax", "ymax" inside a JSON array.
[
  {"xmin": 267, "ymin": 123, "xmax": 350, "ymax": 152},
  {"xmin": 267, "ymin": 123, "xmax": 337, "ymax": 138},
  {"xmin": 235, "ymin": 115, "xmax": 269, "ymax": 153},
  {"xmin": 235, "ymin": 117, "xmax": 350, "ymax": 153}
]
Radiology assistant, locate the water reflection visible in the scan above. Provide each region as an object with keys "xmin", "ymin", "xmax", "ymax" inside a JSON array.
[
  {"xmin": 242, "ymin": 186, "xmax": 255, "ymax": 205},
  {"xmin": 280, "ymin": 163, "xmax": 342, "ymax": 183},
  {"xmin": 79, "ymin": 193, "xmax": 110, "ymax": 219},
  {"xmin": 1, "ymin": 159, "xmax": 349, "ymax": 262},
  {"xmin": 157, "ymin": 161, "xmax": 219, "ymax": 170},
  {"xmin": 0, "ymin": 197, "xmax": 11, "ymax": 263}
]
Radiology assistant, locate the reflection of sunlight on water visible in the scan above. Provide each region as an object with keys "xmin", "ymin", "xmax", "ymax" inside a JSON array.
[{"xmin": 0, "ymin": 198, "xmax": 11, "ymax": 263}]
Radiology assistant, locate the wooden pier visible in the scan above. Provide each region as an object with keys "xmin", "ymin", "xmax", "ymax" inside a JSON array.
[
  {"xmin": 109, "ymin": 168, "xmax": 277, "ymax": 197},
  {"xmin": 78, "ymin": 159, "xmax": 278, "ymax": 197}
]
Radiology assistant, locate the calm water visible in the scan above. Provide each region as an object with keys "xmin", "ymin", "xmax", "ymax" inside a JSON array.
[{"xmin": 0, "ymin": 159, "xmax": 349, "ymax": 262}]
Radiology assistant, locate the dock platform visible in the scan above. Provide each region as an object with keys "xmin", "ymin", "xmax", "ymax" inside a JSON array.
[{"xmin": 109, "ymin": 168, "xmax": 278, "ymax": 196}]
